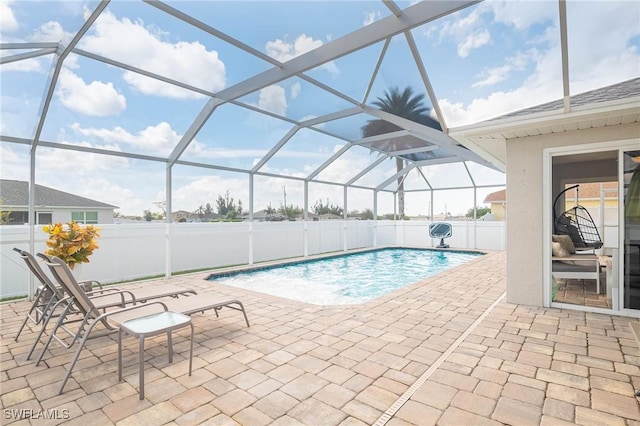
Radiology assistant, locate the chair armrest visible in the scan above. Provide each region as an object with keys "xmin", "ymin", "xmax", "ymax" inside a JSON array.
[
  {"xmin": 85, "ymin": 287, "xmax": 122, "ymax": 296},
  {"xmin": 88, "ymin": 290, "xmax": 137, "ymax": 305},
  {"xmin": 552, "ymin": 254, "xmax": 599, "ymax": 262},
  {"xmin": 78, "ymin": 280, "xmax": 103, "ymax": 290}
]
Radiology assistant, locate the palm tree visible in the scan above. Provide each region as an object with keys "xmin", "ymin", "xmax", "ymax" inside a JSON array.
[{"xmin": 361, "ymin": 86, "xmax": 441, "ymax": 219}]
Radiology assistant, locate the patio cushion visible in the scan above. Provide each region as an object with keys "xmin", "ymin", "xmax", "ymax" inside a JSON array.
[
  {"xmin": 553, "ymin": 234, "xmax": 576, "ymax": 254},
  {"xmin": 552, "ymin": 242, "xmax": 574, "ymax": 265}
]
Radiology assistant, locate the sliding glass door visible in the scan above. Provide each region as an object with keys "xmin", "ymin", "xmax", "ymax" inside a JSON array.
[{"xmin": 623, "ymin": 150, "xmax": 640, "ymax": 310}]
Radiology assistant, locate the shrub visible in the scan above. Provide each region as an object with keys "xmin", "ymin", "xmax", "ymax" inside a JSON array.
[{"xmin": 42, "ymin": 221, "xmax": 101, "ymax": 269}]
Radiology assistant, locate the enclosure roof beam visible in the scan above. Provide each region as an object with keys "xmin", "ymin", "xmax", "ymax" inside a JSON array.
[
  {"xmin": 298, "ymin": 107, "xmax": 362, "ymax": 127},
  {"xmin": 251, "ymin": 125, "xmax": 300, "ymax": 173},
  {"xmin": 362, "ymin": 106, "xmax": 496, "ymax": 169},
  {"xmin": 362, "ymin": 38, "xmax": 390, "ymax": 105},
  {"xmin": 0, "ymin": 42, "xmax": 59, "ymax": 50},
  {"xmin": 74, "ymin": 48, "xmax": 216, "ymax": 98},
  {"xmin": 145, "ymin": 0, "xmax": 282, "ymax": 67},
  {"xmin": 416, "ymin": 167, "xmax": 434, "ymax": 190},
  {"xmin": 376, "ymin": 163, "xmax": 416, "ymax": 191},
  {"xmin": 166, "ymin": 0, "xmax": 478, "ymax": 167},
  {"xmin": 559, "ymin": 0, "xmax": 571, "ymax": 112},
  {"xmin": 405, "ymin": 30, "xmax": 448, "ymax": 133},
  {"xmin": 383, "ymin": 0, "xmax": 403, "ymax": 17},
  {"xmin": 388, "ymin": 145, "xmax": 439, "ymax": 157},
  {"xmin": 307, "ymin": 144, "xmax": 353, "ymax": 180},
  {"xmin": 412, "ymin": 156, "xmax": 461, "ymax": 168},
  {"xmin": 345, "ymin": 155, "xmax": 388, "ymax": 186},
  {"xmin": 31, "ymin": 1, "xmax": 109, "ymax": 151},
  {"xmin": 0, "ymin": 48, "xmax": 56, "ymax": 65},
  {"xmin": 353, "ymin": 130, "xmax": 411, "ymax": 146}
]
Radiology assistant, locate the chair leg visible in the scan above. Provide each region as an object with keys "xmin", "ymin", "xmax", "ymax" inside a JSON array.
[
  {"xmin": 15, "ymin": 288, "xmax": 46, "ymax": 342},
  {"xmin": 57, "ymin": 327, "xmax": 92, "ymax": 395},
  {"xmin": 188, "ymin": 323, "xmax": 193, "ymax": 376},
  {"xmin": 30, "ymin": 299, "xmax": 69, "ymax": 363},
  {"xmin": 237, "ymin": 301, "xmax": 250, "ymax": 327},
  {"xmin": 138, "ymin": 336, "xmax": 145, "ymax": 400}
]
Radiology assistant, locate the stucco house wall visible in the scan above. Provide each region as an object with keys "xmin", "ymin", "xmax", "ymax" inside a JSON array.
[{"xmin": 505, "ymin": 122, "xmax": 640, "ymax": 306}]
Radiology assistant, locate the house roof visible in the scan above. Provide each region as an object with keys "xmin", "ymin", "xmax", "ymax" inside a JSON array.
[
  {"xmin": 451, "ymin": 78, "xmax": 640, "ymax": 168},
  {"xmin": 495, "ymin": 78, "xmax": 640, "ymax": 120},
  {"xmin": 564, "ymin": 182, "xmax": 619, "ymax": 200},
  {"xmin": 483, "ymin": 182, "xmax": 618, "ymax": 205},
  {"xmin": 484, "ymin": 189, "xmax": 506, "ymax": 203},
  {"xmin": 0, "ymin": 180, "xmax": 118, "ymax": 209}
]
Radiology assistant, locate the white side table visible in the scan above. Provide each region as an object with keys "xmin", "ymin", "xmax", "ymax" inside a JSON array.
[{"xmin": 118, "ymin": 311, "xmax": 193, "ymax": 400}]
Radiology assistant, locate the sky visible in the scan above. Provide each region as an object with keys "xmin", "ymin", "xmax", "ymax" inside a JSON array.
[{"xmin": 1, "ymin": 0, "xmax": 638, "ymax": 217}]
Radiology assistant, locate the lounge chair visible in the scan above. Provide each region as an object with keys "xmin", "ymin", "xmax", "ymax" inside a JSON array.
[
  {"xmin": 15, "ymin": 248, "xmax": 196, "ymax": 361},
  {"xmin": 41, "ymin": 255, "xmax": 250, "ymax": 395},
  {"xmin": 13, "ymin": 248, "xmax": 75, "ymax": 342}
]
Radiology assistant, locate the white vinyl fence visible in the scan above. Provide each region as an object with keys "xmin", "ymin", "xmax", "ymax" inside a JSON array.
[{"xmin": 1, "ymin": 220, "xmax": 505, "ymax": 298}]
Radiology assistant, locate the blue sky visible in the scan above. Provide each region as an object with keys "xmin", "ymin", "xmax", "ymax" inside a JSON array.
[{"xmin": 1, "ymin": 0, "xmax": 638, "ymax": 217}]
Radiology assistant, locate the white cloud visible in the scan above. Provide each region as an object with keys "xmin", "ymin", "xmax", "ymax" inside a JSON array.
[
  {"xmin": 438, "ymin": 1, "xmax": 639, "ymax": 126},
  {"xmin": 57, "ymin": 68, "xmax": 126, "ymax": 116},
  {"xmin": 0, "ymin": 144, "xmax": 29, "ymax": 181},
  {"xmin": 80, "ymin": 10, "xmax": 226, "ymax": 99},
  {"xmin": 0, "ymin": 58, "xmax": 45, "ymax": 73},
  {"xmin": 173, "ymin": 175, "xmax": 248, "ymax": 212},
  {"xmin": 76, "ymin": 177, "xmax": 136, "ymax": 211},
  {"xmin": 258, "ymin": 85, "xmax": 287, "ymax": 116},
  {"xmin": 472, "ymin": 49, "xmax": 537, "ymax": 88},
  {"xmin": 265, "ymin": 34, "xmax": 339, "ymax": 75},
  {"xmin": 429, "ymin": 8, "xmax": 491, "ymax": 58},
  {"xmin": 29, "ymin": 21, "xmax": 71, "ymax": 43},
  {"xmin": 70, "ymin": 121, "xmax": 180, "ymax": 153},
  {"xmin": 363, "ymin": 10, "xmax": 381, "ymax": 26},
  {"xmin": 290, "ymin": 82, "xmax": 301, "ymax": 99},
  {"xmin": 36, "ymin": 143, "xmax": 129, "ymax": 174},
  {"xmin": 0, "ymin": 0, "xmax": 18, "ymax": 33},
  {"xmin": 490, "ymin": 0, "xmax": 557, "ymax": 30},
  {"xmin": 457, "ymin": 29, "xmax": 490, "ymax": 58}
]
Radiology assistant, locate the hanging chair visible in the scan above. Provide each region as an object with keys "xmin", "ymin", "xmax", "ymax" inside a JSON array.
[{"xmin": 553, "ymin": 184, "xmax": 603, "ymax": 250}]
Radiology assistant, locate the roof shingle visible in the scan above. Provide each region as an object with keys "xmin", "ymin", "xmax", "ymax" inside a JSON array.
[{"xmin": 0, "ymin": 180, "xmax": 118, "ymax": 209}]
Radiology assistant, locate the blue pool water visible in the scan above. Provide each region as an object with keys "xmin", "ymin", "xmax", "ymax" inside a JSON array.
[{"xmin": 208, "ymin": 248, "xmax": 482, "ymax": 305}]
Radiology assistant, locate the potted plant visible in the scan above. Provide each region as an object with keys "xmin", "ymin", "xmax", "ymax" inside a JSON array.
[{"xmin": 42, "ymin": 221, "xmax": 101, "ymax": 269}]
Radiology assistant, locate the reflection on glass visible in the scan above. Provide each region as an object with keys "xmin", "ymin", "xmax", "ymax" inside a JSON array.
[{"xmin": 624, "ymin": 150, "xmax": 640, "ymax": 309}]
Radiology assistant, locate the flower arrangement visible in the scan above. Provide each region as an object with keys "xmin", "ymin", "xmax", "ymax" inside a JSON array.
[{"xmin": 42, "ymin": 221, "xmax": 101, "ymax": 269}]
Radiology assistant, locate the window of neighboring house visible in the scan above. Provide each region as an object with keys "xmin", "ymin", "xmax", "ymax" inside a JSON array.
[
  {"xmin": 3, "ymin": 211, "xmax": 28, "ymax": 225},
  {"xmin": 72, "ymin": 211, "xmax": 98, "ymax": 224},
  {"xmin": 37, "ymin": 212, "xmax": 52, "ymax": 225}
]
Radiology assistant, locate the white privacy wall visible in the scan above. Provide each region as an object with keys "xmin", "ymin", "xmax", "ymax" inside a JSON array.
[{"xmin": 0, "ymin": 220, "xmax": 505, "ymax": 298}]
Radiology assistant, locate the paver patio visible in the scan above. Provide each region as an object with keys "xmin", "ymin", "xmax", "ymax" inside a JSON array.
[{"xmin": 2, "ymin": 250, "xmax": 639, "ymax": 425}]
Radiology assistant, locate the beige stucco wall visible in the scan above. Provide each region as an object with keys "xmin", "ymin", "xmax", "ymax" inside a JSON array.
[{"xmin": 505, "ymin": 122, "xmax": 640, "ymax": 306}]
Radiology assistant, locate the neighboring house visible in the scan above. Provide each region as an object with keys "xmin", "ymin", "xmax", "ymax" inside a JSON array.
[
  {"xmin": 451, "ymin": 77, "xmax": 640, "ymax": 315},
  {"xmin": 483, "ymin": 189, "xmax": 506, "ymax": 221},
  {"xmin": 483, "ymin": 182, "xmax": 618, "ymax": 223},
  {"xmin": 317, "ymin": 213, "xmax": 341, "ymax": 220},
  {"xmin": 171, "ymin": 210, "xmax": 192, "ymax": 222},
  {"xmin": 0, "ymin": 180, "xmax": 117, "ymax": 225}
]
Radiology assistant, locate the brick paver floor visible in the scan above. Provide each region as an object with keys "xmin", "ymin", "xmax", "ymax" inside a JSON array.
[{"xmin": 2, "ymin": 250, "xmax": 639, "ymax": 425}]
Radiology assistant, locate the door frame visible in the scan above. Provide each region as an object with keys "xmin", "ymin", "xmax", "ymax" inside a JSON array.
[{"xmin": 543, "ymin": 139, "xmax": 640, "ymax": 317}]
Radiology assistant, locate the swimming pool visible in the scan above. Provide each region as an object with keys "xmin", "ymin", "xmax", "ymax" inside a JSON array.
[{"xmin": 208, "ymin": 248, "xmax": 482, "ymax": 305}]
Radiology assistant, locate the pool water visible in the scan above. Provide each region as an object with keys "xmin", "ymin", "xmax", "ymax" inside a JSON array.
[{"xmin": 208, "ymin": 248, "xmax": 482, "ymax": 305}]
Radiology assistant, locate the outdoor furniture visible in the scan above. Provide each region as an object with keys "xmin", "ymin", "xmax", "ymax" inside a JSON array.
[
  {"xmin": 18, "ymin": 249, "xmax": 197, "ymax": 363},
  {"xmin": 42, "ymin": 256, "xmax": 250, "ymax": 395},
  {"xmin": 118, "ymin": 311, "xmax": 193, "ymax": 400},
  {"xmin": 552, "ymin": 254, "xmax": 601, "ymax": 294}
]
